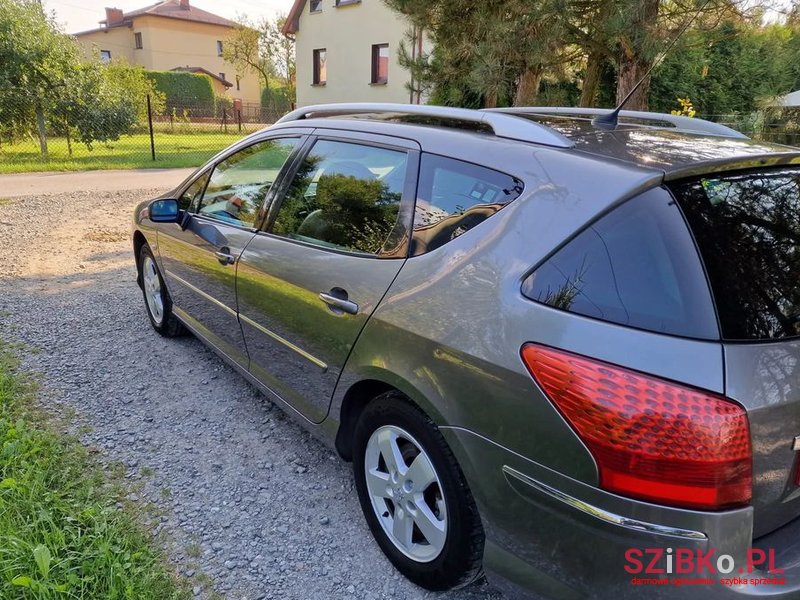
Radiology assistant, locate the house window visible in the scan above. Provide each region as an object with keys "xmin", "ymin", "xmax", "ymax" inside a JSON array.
[
  {"xmin": 236, "ymin": 75, "xmax": 240, "ymax": 91},
  {"xmin": 313, "ymin": 49, "xmax": 327, "ymax": 85},
  {"xmin": 371, "ymin": 44, "xmax": 389, "ymax": 84},
  {"xmin": 216, "ymin": 40, "xmax": 223, "ymax": 56},
  {"xmin": 310, "ymin": 0, "xmax": 322, "ymax": 11},
  {"xmin": 134, "ymin": 32, "xmax": 143, "ymax": 49},
  {"xmin": 100, "ymin": 50, "xmax": 112, "ymax": 62},
  {"xmin": 335, "ymin": 0, "xmax": 360, "ymax": 5}
]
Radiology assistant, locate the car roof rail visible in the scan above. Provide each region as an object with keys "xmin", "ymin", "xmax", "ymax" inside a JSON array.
[
  {"xmin": 485, "ymin": 107, "xmax": 749, "ymax": 139},
  {"xmin": 276, "ymin": 103, "xmax": 575, "ymax": 148}
]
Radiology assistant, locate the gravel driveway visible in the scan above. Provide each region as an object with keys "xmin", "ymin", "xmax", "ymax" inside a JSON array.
[{"xmin": 0, "ymin": 188, "xmax": 504, "ymax": 600}]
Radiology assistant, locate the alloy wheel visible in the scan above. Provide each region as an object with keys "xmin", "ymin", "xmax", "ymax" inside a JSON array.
[{"xmin": 363, "ymin": 425, "xmax": 448, "ymax": 563}]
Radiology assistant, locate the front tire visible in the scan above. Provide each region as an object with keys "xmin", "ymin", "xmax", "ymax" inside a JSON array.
[
  {"xmin": 353, "ymin": 392, "xmax": 484, "ymax": 591},
  {"xmin": 138, "ymin": 243, "xmax": 183, "ymax": 337}
]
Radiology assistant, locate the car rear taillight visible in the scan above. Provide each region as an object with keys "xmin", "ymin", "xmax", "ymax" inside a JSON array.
[{"xmin": 521, "ymin": 344, "xmax": 752, "ymax": 510}]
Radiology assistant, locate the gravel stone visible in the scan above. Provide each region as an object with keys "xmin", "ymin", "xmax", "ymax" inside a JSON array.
[{"xmin": 0, "ymin": 189, "xmax": 505, "ymax": 600}]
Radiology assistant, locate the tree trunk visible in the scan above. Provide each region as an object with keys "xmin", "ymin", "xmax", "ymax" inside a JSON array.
[
  {"xmin": 616, "ymin": 51, "xmax": 651, "ymax": 111},
  {"xmin": 580, "ymin": 51, "xmax": 604, "ymax": 107},
  {"xmin": 615, "ymin": 0, "xmax": 659, "ymax": 111},
  {"xmin": 35, "ymin": 104, "xmax": 48, "ymax": 159},
  {"xmin": 513, "ymin": 66, "xmax": 542, "ymax": 107},
  {"xmin": 483, "ymin": 90, "xmax": 498, "ymax": 109}
]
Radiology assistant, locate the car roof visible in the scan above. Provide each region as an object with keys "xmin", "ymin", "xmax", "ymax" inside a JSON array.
[
  {"xmin": 269, "ymin": 105, "xmax": 800, "ymax": 181},
  {"xmin": 514, "ymin": 114, "xmax": 800, "ymax": 179}
]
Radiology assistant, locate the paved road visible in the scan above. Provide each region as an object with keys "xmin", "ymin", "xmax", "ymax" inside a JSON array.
[
  {"xmin": 0, "ymin": 185, "xmax": 504, "ymax": 600},
  {"xmin": 0, "ymin": 168, "xmax": 194, "ymax": 198}
]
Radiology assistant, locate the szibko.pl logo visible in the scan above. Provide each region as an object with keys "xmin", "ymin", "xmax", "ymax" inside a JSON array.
[{"xmin": 625, "ymin": 548, "xmax": 786, "ymax": 587}]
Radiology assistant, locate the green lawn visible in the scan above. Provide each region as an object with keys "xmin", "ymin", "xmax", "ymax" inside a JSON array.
[
  {"xmin": 0, "ymin": 345, "xmax": 189, "ymax": 599},
  {"xmin": 0, "ymin": 132, "xmax": 250, "ymax": 174}
]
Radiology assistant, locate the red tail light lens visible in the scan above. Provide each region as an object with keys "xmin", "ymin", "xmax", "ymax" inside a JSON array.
[{"xmin": 521, "ymin": 344, "xmax": 752, "ymax": 510}]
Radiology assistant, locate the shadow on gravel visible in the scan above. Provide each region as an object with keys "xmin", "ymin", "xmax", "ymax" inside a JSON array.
[{"xmin": 0, "ymin": 264, "xmax": 503, "ymax": 600}]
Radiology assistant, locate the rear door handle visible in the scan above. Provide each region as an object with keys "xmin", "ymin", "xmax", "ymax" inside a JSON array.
[
  {"xmin": 319, "ymin": 292, "xmax": 359, "ymax": 316},
  {"xmin": 215, "ymin": 249, "xmax": 236, "ymax": 265}
]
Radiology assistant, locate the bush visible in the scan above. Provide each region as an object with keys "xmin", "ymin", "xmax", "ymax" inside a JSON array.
[
  {"xmin": 261, "ymin": 85, "xmax": 293, "ymax": 114},
  {"xmin": 145, "ymin": 71, "xmax": 215, "ymax": 108}
]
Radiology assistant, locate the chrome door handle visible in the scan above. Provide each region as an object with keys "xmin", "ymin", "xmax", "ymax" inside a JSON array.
[
  {"xmin": 319, "ymin": 292, "xmax": 359, "ymax": 316},
  {"xmin": 215, "ymin": 250, "xmax": 236, "ymax": 265}
]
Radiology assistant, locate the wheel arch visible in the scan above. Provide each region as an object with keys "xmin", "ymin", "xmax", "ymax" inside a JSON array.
[
  {"xmin": 333, "ymin": 367, "xmax": 447, "ymax": 462},
  {"xmin": 133, "ymin": 230, "xmax": 149, "ymax": 288}
]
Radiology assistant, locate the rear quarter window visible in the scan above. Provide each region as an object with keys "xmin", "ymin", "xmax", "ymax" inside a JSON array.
[
  {"xmin": 670, "ymin": 168, "xmax": 800, "ymax": 341},
  {"xmin": 522, "ymin": 187, "xmax": 719, "ymax": 339},
  {"xmin": 411, "ymin": 154, "xmax": 523, "ymax": 255}
]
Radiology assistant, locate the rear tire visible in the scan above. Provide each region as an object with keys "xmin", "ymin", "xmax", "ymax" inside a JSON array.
[
  {"xmin": 138, "ymin": 243, "xmax": 183, "ymax": 337},
  {"xmin": 352, "ymin": 392, "xmax": 484, "ymax": 591}
]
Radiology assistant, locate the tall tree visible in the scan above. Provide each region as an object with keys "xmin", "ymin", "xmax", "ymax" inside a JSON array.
[
  {"xmin": 0, "ymin": 0, "xmax": 78, "ymax": 157},
  {"xmin": 384, "ymin": 0, "xmax": 570, "ymax": 107},
  {"xmin": 223, "ymin": 15, "xmax": 296, "ymax": 100}
]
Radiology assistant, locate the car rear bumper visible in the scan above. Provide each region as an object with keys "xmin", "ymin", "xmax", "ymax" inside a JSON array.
[{"xmin": 440, "ymin": 427, "xmax": 800, "ymax": 599}]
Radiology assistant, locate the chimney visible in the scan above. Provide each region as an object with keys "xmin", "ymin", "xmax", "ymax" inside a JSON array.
[
  {"xmin": 104, "ymin": 7, "xmax": 124, "ymax": 26},
  {"xmin": 179, "ymin": 0, "xmax": 190, "ymax": 9}
]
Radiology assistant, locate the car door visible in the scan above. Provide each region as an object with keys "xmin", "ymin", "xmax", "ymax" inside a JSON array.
[
  {"xmin": 157, "ymin": 134, "xmax": 306, "ymax": 367},
  {"xmin": 236, "ymin": 131, "xmax": 420, "ymax": 423}
]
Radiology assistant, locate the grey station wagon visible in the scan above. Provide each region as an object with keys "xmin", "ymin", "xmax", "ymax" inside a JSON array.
[{"xmin": 133, "ymin": 103, "xmax": 800, "ymax": 599}]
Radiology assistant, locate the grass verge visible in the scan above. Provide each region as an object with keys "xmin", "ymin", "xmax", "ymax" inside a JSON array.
[
  {"xmin": 0, "ymin": 132, "xmax": 250, "ymax": 174},
  {"xmin": 0, "ymin": 345, "xmax": 188, "ymax": 599}
]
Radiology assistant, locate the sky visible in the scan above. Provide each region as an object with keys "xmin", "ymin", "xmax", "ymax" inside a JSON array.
[{"xmin": 43, "ymin": 0, "xmax": 296, "ymax": 34}]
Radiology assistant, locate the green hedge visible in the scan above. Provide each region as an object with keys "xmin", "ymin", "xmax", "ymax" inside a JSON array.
[
  {"xmin": 261, "ymin": 85, "xmax": 293, "ymax": 113},
  {"xmin": 145, "ymin": 71, "xmax": 215, "ymax": 107}
]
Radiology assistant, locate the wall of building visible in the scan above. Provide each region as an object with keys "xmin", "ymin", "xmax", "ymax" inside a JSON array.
[
  {"xmin": 75, "ymin": 16, "xmax": 262, "ymax": 105},
  {"xmin": 294, "ymin": 0, "xmax": 430, "ymax": 107},
  {"xmin": 75, "ymin": 26, "xmax": 135, "ymax": 63}
]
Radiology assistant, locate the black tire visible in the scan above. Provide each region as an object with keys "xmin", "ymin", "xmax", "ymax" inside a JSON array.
[
  {"xmin": 353, "ymin": 392, "xmax": 484, "ymax": 591},
  {"xmin": 138, "ymin": 243, "xmax": 183, "ymax": 337}
]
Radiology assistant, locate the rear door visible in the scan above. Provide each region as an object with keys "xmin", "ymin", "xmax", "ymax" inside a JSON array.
[
  {"xmin": 237, "ymin": 131, "xmax": 420, "ymax": 423},
  {"xmin": 670, "ymin": 168, "xmax": 800, "ymax": 537},
  {"xmin": 157, "ymin": 135, "xmax": 304, "ymax": 366}
]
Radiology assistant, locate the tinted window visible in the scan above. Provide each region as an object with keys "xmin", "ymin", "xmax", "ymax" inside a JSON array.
[
  {"xmin": 671, "ymin": 169, "xmax": 800, "ymax": 340},
  {"xmin": 271, "ymin": 139, "xmax": 409, "ymax": 257},
  {"xmin": 523, "ymin": 187, "xmax": 718, "ymax": 339},
  {"xmin": 413, "ymin": 154, "xmax": 523, "ymax": 255},
  {"xmin": 178, "ymin": 172, "xmax": 209, "ymax": 212},
  {"xmin": 198, "ymin": 138, "xmax": 299, "ymax": 227}
]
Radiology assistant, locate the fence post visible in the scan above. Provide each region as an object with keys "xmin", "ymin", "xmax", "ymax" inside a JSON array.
[
  {"xmin": 147, "ymin": 94, "xmax": 156, "ymax": 162},
  {"xmin": 237, "ymin": 109, "xmax": 242, "ymax": 133},
  {"xmin": 222, "ymin": 108, "xmax": 228, "ymax": 134}
]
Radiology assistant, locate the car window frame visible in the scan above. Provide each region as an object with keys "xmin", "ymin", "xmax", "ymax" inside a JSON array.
[
  {"xmin": 259, "ymin": 130, "xmax": 422, "ymax": 260},
  {"xmin": 188, "ymin": 130, "xmax": 311, "ymax": 232}
]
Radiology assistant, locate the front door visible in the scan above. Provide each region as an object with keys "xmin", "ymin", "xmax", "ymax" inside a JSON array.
[
  {"xmin": 157, "ymin": 136, "xmax": 303, "ymax": 366},
  {"xmin": 237, "ymin": 134, "xmax": 420, "ymax": 422}
]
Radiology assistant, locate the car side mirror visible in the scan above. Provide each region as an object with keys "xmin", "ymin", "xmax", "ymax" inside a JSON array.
[{"xmin": 149, "ymin": 199, "xmax": 180, "ymax": 223}]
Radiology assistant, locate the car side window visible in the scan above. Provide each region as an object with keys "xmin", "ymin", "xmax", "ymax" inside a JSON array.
[
  {"xmin": 522, "ymin": 187, "xmax": 719, "ymax": 339},
  {"xmin": 178, "ymin": 172, "xmax": 210, "ymax": 212},
  {"xmin": 197, "ymin": 138, "xmax": 299, "ymax": 227},
  {"xmin": 412, "ymin": 154, "xmax": 524, "ymax": 255},
  {"xmin": 271, "ymin": 139, "xmax": 410, "ymax": 257}
]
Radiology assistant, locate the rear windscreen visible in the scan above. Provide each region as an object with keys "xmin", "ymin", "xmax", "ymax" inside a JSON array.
[{"xmin": 671, "ymin": 168, "xmax": 800, "ymax": 341}]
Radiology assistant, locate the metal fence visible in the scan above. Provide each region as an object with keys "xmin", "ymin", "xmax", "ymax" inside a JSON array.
[
  {"xmin": 0, "ymin": 95, "xmax": 286, "ymax": 173},
  {"xmin": 1, "ymin": 96, "xmax": 798, "ymax": 174}
]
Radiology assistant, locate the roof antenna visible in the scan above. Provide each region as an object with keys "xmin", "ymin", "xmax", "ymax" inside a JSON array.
[{"xmin": 592, "ymin": 0, "xmax": 713, "ymax": 131}]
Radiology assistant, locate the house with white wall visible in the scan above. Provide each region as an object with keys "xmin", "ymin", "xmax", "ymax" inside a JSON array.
[{"xmin": 282, "ymin": 0, "xmax": 430, "ymax": 107}]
